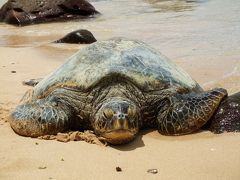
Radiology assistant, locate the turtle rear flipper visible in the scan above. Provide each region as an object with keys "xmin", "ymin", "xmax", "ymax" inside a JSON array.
[
  {"xmin": 9, "ymin": 97, "xmax": 72, "ymax": 137},
  {"xmin": 157, "ymin": 88, "xmax": 227, "ymax": 135}
]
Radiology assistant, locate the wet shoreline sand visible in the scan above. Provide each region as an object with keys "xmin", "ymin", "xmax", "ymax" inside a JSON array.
[{"xmin": 0, "ymin": 0, "xmax": 240, "ymax": 179}]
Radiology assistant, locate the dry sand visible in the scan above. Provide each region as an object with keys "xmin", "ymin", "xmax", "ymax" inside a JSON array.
[{"xmin": 0, "ymin": 42, "xmax": 240, "ymax": 180}]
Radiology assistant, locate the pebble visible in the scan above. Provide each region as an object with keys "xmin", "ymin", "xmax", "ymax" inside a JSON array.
[
  {"xmin": 116, "ymin": 167, "xmax": 122, "ymax": 172},
  {"xmin": 54, "ymin": 29, "xmax": 97, "ymax": 44},
  {"xmin": 22, "ymin": 78, "xmax": 41, "ymax": 87},
  {"xmin": 147, "ymin": 168, "xmax": 158, "ymax": 174}
]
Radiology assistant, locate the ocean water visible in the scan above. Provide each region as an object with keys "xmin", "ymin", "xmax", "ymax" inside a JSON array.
[{"xmin": 0, "ymin": 0, "xmax": 239, "ymax": 92}]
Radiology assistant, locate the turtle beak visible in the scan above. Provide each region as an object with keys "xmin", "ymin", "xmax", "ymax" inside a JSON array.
[{"xmin": 101, "ymin": 129, "xmax": 136, "ymax": 145}]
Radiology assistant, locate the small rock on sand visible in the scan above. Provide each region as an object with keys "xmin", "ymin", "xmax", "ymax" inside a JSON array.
[
  {"xmin": 116, "ymin": 167, "xmax": 122, "ymax": 172},
  {"xmin": 22, "ymin": 78, "xmax": 42, "ymax": 87},
  {"xmin": 147, "ymin": 169, "xmax": 158, "ymax": 174},
  {"xmin": 54, "ymin": 29, "xmax": 97, "ymax": 44}
]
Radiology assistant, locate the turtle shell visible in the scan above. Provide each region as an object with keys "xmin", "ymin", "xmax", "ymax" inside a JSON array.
[{"xmin": 33, "ymin": 37, "xmax": 202, "ymax": 99}]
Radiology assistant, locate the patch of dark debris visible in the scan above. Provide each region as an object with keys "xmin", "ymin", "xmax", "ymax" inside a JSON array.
[{"xmin": 38, "ymin": 130, "xmax": 108, "ymax": 146}]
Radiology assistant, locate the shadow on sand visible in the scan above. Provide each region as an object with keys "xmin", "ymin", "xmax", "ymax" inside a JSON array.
[{"xmin": 112, "ymin": 129, "xmax": 154, "ymax": 151}]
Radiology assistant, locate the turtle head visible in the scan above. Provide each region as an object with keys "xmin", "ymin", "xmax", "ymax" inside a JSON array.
[{"xmin": 94, "ymin": 99, "xmax": 140, "ymax": 145}]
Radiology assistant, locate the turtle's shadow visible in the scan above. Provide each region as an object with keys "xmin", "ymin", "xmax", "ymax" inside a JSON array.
[{"xmin": 111, "ymin": 129, "xmax": 154, "ymax": 151}]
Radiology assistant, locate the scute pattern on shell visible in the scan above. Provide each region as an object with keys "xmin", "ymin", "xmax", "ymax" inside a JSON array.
[{"xmin": 32, "ymin": 37, "xmax": 201, "ymax": 99}]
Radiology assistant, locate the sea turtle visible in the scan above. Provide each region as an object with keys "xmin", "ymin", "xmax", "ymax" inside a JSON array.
[{"xmin": 9, "ymin": 37, "xmax": 227, "ymax": 144}]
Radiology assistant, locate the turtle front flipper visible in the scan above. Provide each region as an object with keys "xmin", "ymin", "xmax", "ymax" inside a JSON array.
[
  {"xmin": 9, "ymin": 97, "xmax": 72, "ymax": 137},
  {"xmin": 157, "ymin": 88, "xmax": 227, "ymax": 135}
]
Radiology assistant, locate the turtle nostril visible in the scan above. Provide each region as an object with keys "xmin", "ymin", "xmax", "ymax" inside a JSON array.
[{"xmin": 118, "ymin": 114, "xmax": 125, "ymax": 119}]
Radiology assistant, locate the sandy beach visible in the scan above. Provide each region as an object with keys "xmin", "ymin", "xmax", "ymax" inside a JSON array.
[{"xmin": 1, "ymin": 0, "xmax": 240, "ymax": 179}]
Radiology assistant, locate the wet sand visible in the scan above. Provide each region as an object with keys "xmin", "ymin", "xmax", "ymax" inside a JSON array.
[{"xmin": 0, "ymin": 0, "xmax": 240, "ymax": 179}]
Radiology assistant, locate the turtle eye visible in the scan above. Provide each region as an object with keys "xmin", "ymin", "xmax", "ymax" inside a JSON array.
[
  {"xmin": 103, "ymin": 108, "xmax": 114, "ymax": 119},
  {"xmin": 127, "ymin": 107, "xmax": 136, "ymax": 119}
]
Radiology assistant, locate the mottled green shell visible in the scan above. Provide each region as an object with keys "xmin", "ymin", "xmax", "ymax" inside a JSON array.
[{"xmin": 33, "ymin": 37, "xmax": 201, "ymax": 98}]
